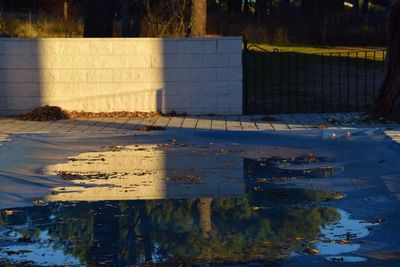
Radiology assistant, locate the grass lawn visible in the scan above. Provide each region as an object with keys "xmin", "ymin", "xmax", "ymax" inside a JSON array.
[{"xmin": 249, "ymin": 43, "xmax": 387, "ymax": 61}]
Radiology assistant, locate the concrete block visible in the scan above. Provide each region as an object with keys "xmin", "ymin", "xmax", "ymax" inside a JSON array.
[
  {"xmin": 163, "ymin": 94, "xmax": 193, "ymax": 109},
  {"xmin": 217, "ymin": 38, "xmax": 243, "ymax": 53},
  {"xmin": 5, "ymin": 96, "xmax": 42, "ymax": 110},
  {"xmin": 41, "ymin": 84, "xmax": 76, "ymax": 97},
  {"xmin": 228, "ymin": 106, "xmax": 242, "ymax": 115},
  {"xmin": 116, "ymin": 82, "xmax": 152, "ymax": 93},
  {"xmin": 203, "ymin": 54, "xmax": 229, "ymax": 67},
  {"xmin": 228, "ymin": 54, "xmax": 243, "ymax": 67},
  {"xmin": 59, "ymin": 42, "xmax": 89, "ymax": 55},
  {"xmin": 216, "ymin": 94, "xmax": 242, "ymax": 107},
  {"xmin": 203, "ymin": 40, "xmax": 218, "ymax": 54},
  {"xmin": 217, "ymin": 67, "xmax": 242, "ymax": 81},
  {"xmin": 86, "ymin": 41, "xmax": 113, "ymax": 55},
  {"xmin": 0, "ymin": 40, "xmax": 4, "ymax": 54},
  {"xmin": 96, "ymin": 55, "xmax": 124, "ymax": 68},
  {"xmin": 152, "ymin": 54, "xmax": 203, "ymax": 68},
  {"xmin": 187, "ymin": 81, "xmax": 230, "ymax": 95},
  {"xmin": 36, "ymin": 40, "xmax": 60, "ymax": 55},
  {"xmin": 190, "ymin": 95, "xmax": 217, "ymax": 108},
  {"xmin": 112, "ymin": 40, "xmax": 163, "ymax": 55},
  {"xmin": 4, "ymin": 40, "xmax": 33, "ymax": 55},
  {"xmin": 163, "ymin": 39, "xmax": 205, "ymax": 55},
  {"xmin": 20, "ymin": 83, "xmax": 44, "ymax": 97},
  {"xmin": 229, "ymin": 81, "xmax": 243, "ymax": 95},
  {"xmin": 59, "ymin": 70, "xmax": 87, "ymax": 82},
  {"xmin": 70, "ymin": 55, "xmax": 102, "ymax": 69},
  {"xmin": 123, "ymin": 55, "xmax": 152, "ymax": 68},
  {"xmin": 33, "ymin": 70, "xmax": 60, "ymax": 83},
  {"xmin": 113, "ymin": 69, "xmax": 141, "ymax": 82},
  {"xmin": 164, "ymin": 68, "xmax": 217, "ymax": 82},
  {"xmin": 87, "ymin": 70, "xmax": 113, "ymax": 82},
  {"xmin": 0, "ymin": 83, "xmax": 24, "ymax": 97},
  {"xmin": 0, "ymin": 55, "xmax": 38, "ymax": 69},
  {"xmin": 0, "ymin": 70, "xmax": 33, "ymax": 83}
]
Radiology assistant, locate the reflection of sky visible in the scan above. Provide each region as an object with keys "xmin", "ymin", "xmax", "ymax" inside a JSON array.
[
  {"xmin": 317, "ymin": 209, "xmax": 373, "ymax": 262},
  {"xmin": 1, "ymin": 230, "xmax": 81, "ymax": 266}
]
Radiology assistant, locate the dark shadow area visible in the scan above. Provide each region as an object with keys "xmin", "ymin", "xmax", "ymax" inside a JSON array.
[{"xmin": 0, "ymin": 39, "xmax": 44, "ymax": 116}]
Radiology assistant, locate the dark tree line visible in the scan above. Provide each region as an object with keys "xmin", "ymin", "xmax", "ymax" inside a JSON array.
[{"xmin": 0, "ymin": 0, "xmax": 392, "ymax": 44}]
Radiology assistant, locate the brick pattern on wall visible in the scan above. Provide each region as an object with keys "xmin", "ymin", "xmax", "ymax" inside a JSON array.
[{"xmin": 0, "ymin": 37, "xmax": 243, "ymax": 116}]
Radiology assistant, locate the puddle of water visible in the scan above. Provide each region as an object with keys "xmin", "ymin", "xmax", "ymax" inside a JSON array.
[
  {"xmin": 1, "ymin": 192, "xmax": 345, "ymax": 266},
  {"xmin": 316, "ymin": 209, "xmax": 377, "ymax": 263},
  {"xmin": 0, "ymin": 138, "xmax": 378, "ymax": 266},
  {"xmin": 42, "ymin": 143, "xmax": 343, "ymax": 202}
]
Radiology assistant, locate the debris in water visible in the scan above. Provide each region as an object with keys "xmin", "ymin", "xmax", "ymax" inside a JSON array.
[
  {"xmin": 260, "ymin": 115, "xmax": 279, "ymax": 121},
  {"xmin": 304, "ymin": 248, "xmax": 320, "ymax": 254},
  {"xmin": 136, "ymin": 125, "xmax": 166, "ymax": 131},
  {"xmin": 2, "ymin": 210, "xmax": 18, "ymax": 216}
]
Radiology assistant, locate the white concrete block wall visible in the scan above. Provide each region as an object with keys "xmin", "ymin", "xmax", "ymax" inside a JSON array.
[{"xmin": 0, "ymin": 37, "xmax": 243, "ymax": 116}]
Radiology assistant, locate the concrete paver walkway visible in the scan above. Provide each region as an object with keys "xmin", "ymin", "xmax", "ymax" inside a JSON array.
[
  {"xmin": 3, "ymin": 112, "xmax": 400, "ymax": 146},
  {"xmin": 1, "ymin": 113, "xmax": 399, "ymax": 134}
]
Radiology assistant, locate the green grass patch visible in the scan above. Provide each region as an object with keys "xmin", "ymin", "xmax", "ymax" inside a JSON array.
[{"xmin": 249, "ymin": 43, "xmax": 387, "ymax": 61}]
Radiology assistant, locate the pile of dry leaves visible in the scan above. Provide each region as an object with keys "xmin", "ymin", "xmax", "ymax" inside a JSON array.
[{"xmin": 17, "ymin": 105, "xmax": 160, "ymax": 121}]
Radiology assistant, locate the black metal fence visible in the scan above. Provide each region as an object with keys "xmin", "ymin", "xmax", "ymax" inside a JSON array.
[{"xmin": 243, "ymin": 44, "xmax": 387, "ymax": 114}]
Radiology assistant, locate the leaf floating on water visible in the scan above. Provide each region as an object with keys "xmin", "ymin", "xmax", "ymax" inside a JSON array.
[
  {"xmin": 330, "ymin": 257, "xmax": 344, "ymax": 262},
  {"xmin": 33, "ymin": 200, "xmax": 47, "ymax": 206},
  {"xmin": 334, "ymin": 192, "xmax": 345, "ymax": 200},
  {"xmin": 304, "ymin": 248, "xmax": 320, "ymax": 255},
  {"xmin": 17, "ymin": 236, "xmax": 33, "ymax": 243},
  {"xmin": 3, "ymin": 210, "xmax": 18, "ymax": 216},
  {"xmin": 11, "ymin": 250, "xmax": 32, "ymax": 255}
]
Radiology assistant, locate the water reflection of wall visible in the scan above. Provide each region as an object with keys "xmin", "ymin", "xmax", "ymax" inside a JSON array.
[{"xmin": 45, "ymin": 144, "xmax": 244, "ymax": 202}]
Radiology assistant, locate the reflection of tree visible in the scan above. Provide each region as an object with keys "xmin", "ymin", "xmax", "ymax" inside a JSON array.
[
  {"xmin": 0, "ymin": 156, "xmax": 345, "ymax": 265},
  {"xmin": 1, "ymin": 189, "xmax": 340, "ymax": 266},
  {"xmin": 199, "ymin": 198, "xmax": 212, "ymax": 239},
  {"xmin": 0, "ymin": 137, "xmax": 357, "ymax": 267}
]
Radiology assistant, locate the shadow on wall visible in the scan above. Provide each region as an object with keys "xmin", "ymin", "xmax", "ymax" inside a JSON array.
[
  {"xmin": 155, "ymin": 38, "xmax": 243, "ymax": 115},
  {"xmin": 0, "ymin": 39, "xmax": 43, "ymax": 116},
  {"xmin": 0, "ymin": 37, "xmax": 243, "ymax": 117}
]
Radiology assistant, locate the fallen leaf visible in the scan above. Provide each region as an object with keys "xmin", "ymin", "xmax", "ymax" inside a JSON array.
[
  {"xmin": 3, "ymin": 210, "xmax": 18, "ymax": 216},
  {"xmin": 304, "ymin": 248, "xmax": 320, "ymax": 254}
]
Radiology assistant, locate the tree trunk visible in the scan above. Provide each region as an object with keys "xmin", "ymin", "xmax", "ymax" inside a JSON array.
[
  {"xmin": 190, "ymin": 0, "xmax": 207, "ymax": 37},
  {"xmin": 84, "ymin": 0, "xmax": 114, "ymax": 37},
  {"xmin": 373, "ymin": 3, "xmax": 400, "ymax": 119},
  {"xmin": 63, "ymin": 0, "xmax": 68, "ymax": 22}
]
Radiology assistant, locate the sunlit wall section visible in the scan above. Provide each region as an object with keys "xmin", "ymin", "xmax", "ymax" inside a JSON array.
[{"xmin": 0, "ymin": 37, "xmax": 242, "ymax": 116}]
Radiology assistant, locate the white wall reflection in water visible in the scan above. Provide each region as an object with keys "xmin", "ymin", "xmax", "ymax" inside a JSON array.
[{"xmin": 45, "ymin": 143, "xmax": 245, "ymax": 201}]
